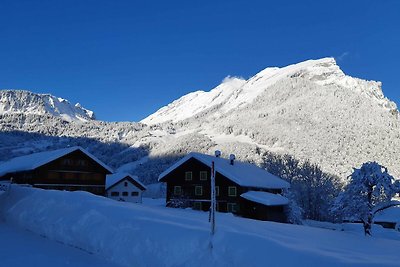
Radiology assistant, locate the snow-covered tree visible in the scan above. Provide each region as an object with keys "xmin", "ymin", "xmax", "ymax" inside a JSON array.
[
  {"xmin": 283, "ymin": 189, "xmax": 303, "ymax": 224},
  {"xmin": 263, "ymin": 152, "xmax": 342, "ymax": 221},
  {"xmin": 331, "ymin": 162, "xmax": 398, "ymax": 235}
]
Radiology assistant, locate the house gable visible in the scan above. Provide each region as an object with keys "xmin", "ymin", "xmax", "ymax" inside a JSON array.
[
  {"xmin": 159, "ymin": 152, "xmax": 289, "ymax": 190},
  {"xmin": 0, "ymin": 147, "xmax": 112, "ymax": 196},
  {"xmin": 107, "ymin": 176, "xmax": 146, "ymax": 192},
  {"xmin": 0, "ymin": 146, "xmax": 112, "ymax": 179}
]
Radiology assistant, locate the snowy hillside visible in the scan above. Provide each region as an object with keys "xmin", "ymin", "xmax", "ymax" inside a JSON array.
[
  {"xmin": 141, "ymin": 58, "xmax": 397, "ymax": 125},
  {"xmin": 0, "ymin": 90, "xmax": 95, "ymax": 122},
  {"xmin": 142, "ymin": 77, "xmax": 246, "ymax": 125},
  {"xmin": 140, "ymin": 58, "xmax": 400, "ymax": 178},
  {"xmin": 0, "ymin": 58, "xmax": 399, "ymax": 184},
  {"xmin": 1, "ymin": 186, "xmax": 400, "ymax": 267}
]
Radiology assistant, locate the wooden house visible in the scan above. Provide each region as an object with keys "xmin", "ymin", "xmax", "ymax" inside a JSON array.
[
  {"xmin": 106, "ymin": 172, "xmax": 146, "ymax": 203},
  {"xmin": 158, "ymin": 152, "xmax": 290, "ymax": 222},
  {"xmin": 0, "ymin": 146, "xmax": 113, "ymax": 195}
]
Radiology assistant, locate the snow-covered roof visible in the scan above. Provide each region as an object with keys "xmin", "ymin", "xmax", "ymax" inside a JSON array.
[
  {"xmin": 106, "ymin": 172, "xmax": 146, "ymax": 191},
  {"xmin": 240, "ymin": 191, "xmax": 289, "ymax": 206},
  {"xmin": 375, "ymin": 207, "xmax": 400, "ymax": 224},
  {"xmin": 0, "ymin": 146, "xmax": 113, "ymax": 177},
  {"xmin": 159, "ymin": 152, "xmax": 290, "ymax": 189}
]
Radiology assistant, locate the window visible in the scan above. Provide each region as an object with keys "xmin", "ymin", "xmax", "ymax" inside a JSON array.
[
  {"xmin": 174, "ymin": 186, "xmax": 182, "ymax": 195},
  {"xmin": 200, "ymin": 171, "xmax": 207, "ymax": 180},
  {"xmin": 195, "ymin": 186, "xmax": 203, "ymax": 196},
  {"xmin": 227, "ymin": 203, "xmax": 238, "ymax": 213},
  {"xmin": 62, "ymin": 158, "xmax": 73, "ymax": 166},
  {"xmin": 124, "ymin": 181, "xmax": 128, "ymax": 187},
  {"xmin": 228, "ymin": 186, "xmax": 237, "ymax": 197},
  {"xmin": 131, "ymin": 192, "xmax": 139, "ymax": 196},
  {"xmin": 77, "ymin": 160, "xmax": 87, "ymax": 166},
  {"xmin": 215, "ymin": 186, "xmax": 220, "ymax": 196},
  {"xmin": 122, "ymin": 192, "xmax": 128, "ymax": 196},
  {"xmin": 111, "ymin": 192, "xmax": 119, "ymax": 197},
  {"xmin": 193, "ymin": 202, "xmax": 202, "ymax": 210},
  {"xmin": 185, "ymin": 172, "xmax": 192, "ymax": 181}
]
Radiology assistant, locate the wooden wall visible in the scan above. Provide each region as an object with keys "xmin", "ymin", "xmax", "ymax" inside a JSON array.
[{"xmin": 3, "ymin": 150, "xmax": 109, "ymax": 195}]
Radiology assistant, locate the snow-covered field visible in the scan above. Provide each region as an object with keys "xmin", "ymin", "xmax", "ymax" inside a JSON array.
[
  {"xmin": 0, "ymin": 222, "xmax": 121, "ymax": 267},
  {"xmin": 1, "ymin": 186, "xmax": 400, "ymax": 267}
]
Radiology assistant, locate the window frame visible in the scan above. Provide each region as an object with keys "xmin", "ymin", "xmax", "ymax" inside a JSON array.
[
  {"xmin": 122, "ymin": 191, "xmax": 128, "ymax": 197},
  {"xmin": 185, "ymin": 171, "xmax": 193, "ymax": 181},
  {"xmin": 195, "ymin": 185, "xmax": 203, "ymax": 196},
  {"xmin": 227, "ymin": 203, "xmax": 237, "ymax": 213},
  {"xmin": 199, "ymin": 171, "xmax": 208, "ymax": 181},
  {"xmin": 131, "ymin": 191, "xmax": 139, "ymax": 197},
  {"xmin": 215, "ymin": 186, "xmax": 220, "ymax": 196},
  {"xmin": 111, "ymin": 192, "xmax": 119, "ymax": 197},
  {"xmin": 228, "ymin": 186, "xmax": 237, "ymax": 197},
  {"xmin": 174, "ymin": 186, "xmax": 182, "ymax": 195}
]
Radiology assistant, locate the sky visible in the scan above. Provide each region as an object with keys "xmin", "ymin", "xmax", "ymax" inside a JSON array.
[{"xmin": 0, "ymin": 0, "xmax": 399, "ymax": 122}]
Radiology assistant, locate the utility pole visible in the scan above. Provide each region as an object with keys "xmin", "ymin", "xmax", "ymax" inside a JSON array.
[{"xmin": 210, "ymin": 161, "xmax": 216, "ymax": 236}]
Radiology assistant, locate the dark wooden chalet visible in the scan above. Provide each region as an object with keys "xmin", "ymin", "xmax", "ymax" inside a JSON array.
[
  {"xmin": 0, "ymin": 146, "xmax": 113, "ymax": 195},
  {"xmin": 158, "ymin": 152, "xmax": 290, "ymax": 222}
]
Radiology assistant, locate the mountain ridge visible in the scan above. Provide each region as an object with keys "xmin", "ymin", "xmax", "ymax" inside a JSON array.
[
  {"xmin": 141, "ymin": 58, "xmax": 398, "ymax": 125},
  {"xmin": 0, "ymin": 57, "xmax": 399, "ymax": 183},
  {"xmin": 0, "ymin": 89, "xmax": 95, "ymax": 122}
]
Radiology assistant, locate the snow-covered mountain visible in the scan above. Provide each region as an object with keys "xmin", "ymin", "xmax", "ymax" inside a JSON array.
[
  {"xmin": 140, "ymin": 57, "xmax": 400, "ymax": 178},
  {"xmin": 0, "ymin": 58, "xmax": 399, "ymax": 184},
  {"xmin": 0, "ymin": 90, "xmax": 95, "ymax": 122},
  {"xmin": 142, "ymin": 58, "xmax": 397, "ymax": 125}
]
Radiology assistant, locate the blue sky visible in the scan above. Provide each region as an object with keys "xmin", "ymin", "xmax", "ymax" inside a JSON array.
[{"xmin": 0, "ymin": 0, "xmax": 399, "ymax": 121}]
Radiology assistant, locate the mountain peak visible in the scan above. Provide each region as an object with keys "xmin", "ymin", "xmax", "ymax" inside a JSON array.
[
  {"xmin": 142, "ymin": 58, "xmax": 396, "ymax": 125},
  {"xmin": 0, "ymin": 89, "xmax": 96, "ymax": 122}
]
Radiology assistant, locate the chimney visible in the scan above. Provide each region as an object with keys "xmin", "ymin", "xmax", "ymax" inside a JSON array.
[
  {"xmin": 215, "ymin": 150, "xmax": 221, "ymax": 158},
  {"xmin": 229, "ymin": 154, "xmax": 236, "ymax": 165}
]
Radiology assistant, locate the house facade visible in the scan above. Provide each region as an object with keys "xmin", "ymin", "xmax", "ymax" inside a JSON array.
[
  {"xmin": 0, "ymin": 146, "xmax": 113, "ymax": 195},
  {"xmin": 158, "ymin": 152, "xmax": 290, "ymax": 222},
  {"xmin": 106, "ymin": 173, "xmax": 146, "ymax": 203}
]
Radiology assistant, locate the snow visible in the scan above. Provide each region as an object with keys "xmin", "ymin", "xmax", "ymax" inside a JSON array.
[
  {"xmin": 0, "ymin": 90, "xmax": 95, "ymax": 122},
  {"xmin": 141, "ymin": 58, "xmax": 394, "ymax": 125},
  {"xmin": 240, "ymin": 191, "xmax": 289, "ymax": 206},
  {"xmin": 0, "ymin": 222, "xmax": 122, "ymax": 267},
  {"xmin": 1, "ymin": 186, "xmax": 400, "ymax": 267},
  {"xmin": 141, "ymin": 77, "xmax": 246, "ymax": 125},
  {"xmin": 106, "ymin": 172, "xmax": 146, "ymax": 190},
  {"xmin": 116, "ymin": 156, "xmax": 149, "ymax": 173},
  {"xmin": 2, "ymin": 56, "xmax": 400, "ymax": 185},
  {"xmin": 375, "ymin": 207, "xmax": 400, "ymax": 224},
  {"xmin": 0, "ymin": 146, "xmax": 113, "ymax": 177},
  {"xmin": 159, "ymin": 152, "xmax": 290, "ymax": 189}
]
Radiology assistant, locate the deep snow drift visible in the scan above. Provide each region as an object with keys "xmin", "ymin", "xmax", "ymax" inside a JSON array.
[{"xmin": 1, "ymin": 186, "xmax": 400, "ymax": 267}]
